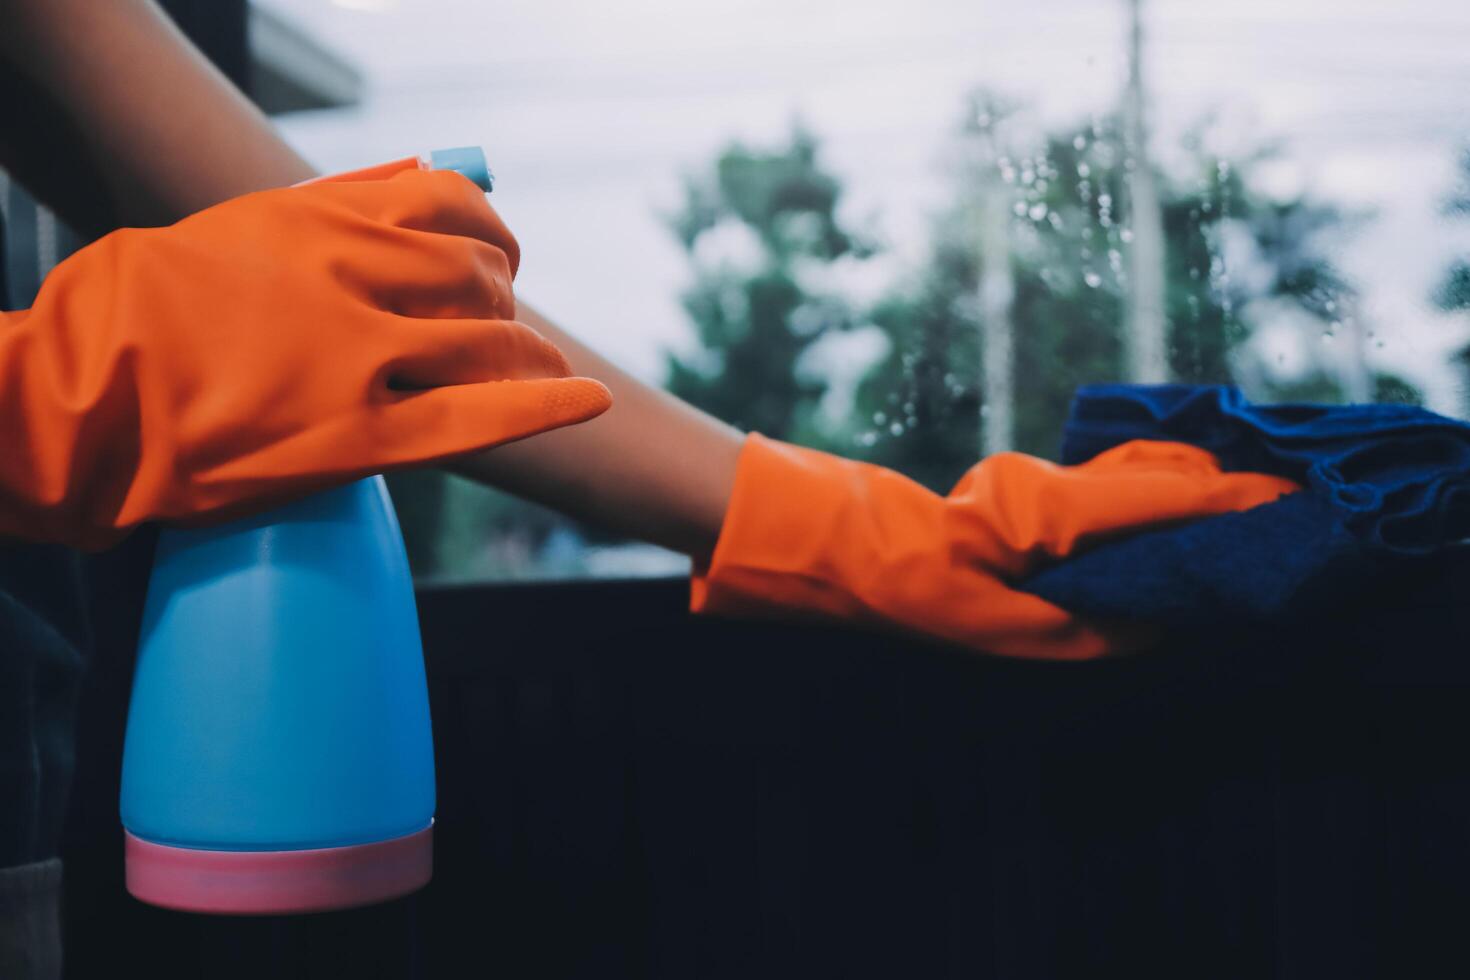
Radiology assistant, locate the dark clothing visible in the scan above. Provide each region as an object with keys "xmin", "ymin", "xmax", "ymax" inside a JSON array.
[
  {"xmin": 0, "ymin": 190, "xmax": 95, "ymax": 980},
  {"xmin": 1, "ymin": 5, "xmax": 253, "ymax": 977},
  {"xmin": 1, "ymin": 93, "xmax": 94, "ymax": 862},
  {"xmin": 0, "ymin": 859, "xmax": 62, "ymax": 980},
  {"xmin": 0, "ymin": 543, "xmax": 90, "ymax": 869}
]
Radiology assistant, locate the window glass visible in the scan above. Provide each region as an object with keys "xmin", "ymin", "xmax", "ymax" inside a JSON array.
[{"xmin": 261, "ymin": 0, "xmax": 1470, "ymax": 581}]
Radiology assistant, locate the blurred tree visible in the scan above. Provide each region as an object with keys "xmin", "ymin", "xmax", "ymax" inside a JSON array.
[
  {"xmin": 385, "ymin": 470, "xmax": 449, "ymax": 576},
  {"xmin": 664, "ymin": 127, "xmax": 873, "ymax": 441},
  {"xmin": 664, "ymin": 114, "xmax": 1414, "ymax": 500},
  {"xmin": 850, "ymin": 102, "xmax": 1380, "ymax": 486},
  {"xmin": 1373, "ymin": 373, "xmax": 1426, "ymax": 407},
  {"xmin": 1435, "ymin": 146, "xmax": 1470, "ymax": 307},
  {"xmin": 1436, "ymin": 146, "xmax": 1470, "ymax": 414},
  {"xmin": 1265, "ymin": 370, "xmax": 1423, "ymax": 408},
  {"xmin": 847, "ymin": 217, "xmax": 988, "ymax": 491},
  {"xmin": 388, "ymin": 469, "xmax": 593, "ymax": 582},
  {"xmin": 1442, "ymin": 263, "xmax": 1470, "ymax": 314}
]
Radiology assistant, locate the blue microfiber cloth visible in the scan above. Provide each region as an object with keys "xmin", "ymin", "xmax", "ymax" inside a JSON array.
[{"xmin": 1022, "ymin": 384, "xmax": 1470, "ymax": 628}]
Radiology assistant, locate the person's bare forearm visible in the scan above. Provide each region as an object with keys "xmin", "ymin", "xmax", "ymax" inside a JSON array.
[
  {"xmin": 0, "ymin": 0, "xmax": 312, "ymax": 226},
  {"xmin": 1, "ymin": 0, "xmax": 743, "ymax": 558},
  {"xmin": 451, "ymin": 303, "xmax": 743, "ymax": 562}
]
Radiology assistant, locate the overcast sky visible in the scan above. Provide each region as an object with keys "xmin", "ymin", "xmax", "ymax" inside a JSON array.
[{"xmin": 262, "ymin": 0, "xmax": 1470, "ymax": 412}]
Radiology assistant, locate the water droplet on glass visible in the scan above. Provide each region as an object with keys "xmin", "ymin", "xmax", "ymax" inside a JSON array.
[
  {"xmin": 1084, "ymin": 271, "xmax": 1103, "ymax": 288},
  {"xmin": 1028, "ymin": 203, "xmax": 1048, "ymax": 221},
  {"xmin": 873, "ymin": 411, "xmax": 887, "ymax": 425},
  {"xmin": 1076, "ymin": 162, "xmax": 1091, "ymax": 178},
  {"xmin": 1119, "ymin": 228, "xmax": 1134, "ymax": 243},
  {"xmin": 1013, "ymin": 201, "xmax": 1028, "ymax": 217},
  {"xmin": 1073, "ymin": 134, "xmax": 1088, "ymax": 151},
  {"xmin": 889, "ymin": 421, "xmax": 905, "ymax": 437}
]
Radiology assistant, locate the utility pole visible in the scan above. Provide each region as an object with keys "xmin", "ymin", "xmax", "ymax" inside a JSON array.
[
  {"xmin": 978, "ymin": 181, "xmax": 1015, "ymax": 455},
  {"xmin": 1337, "ymin": 315, "xmax": 1373, "ymax": 403},
  {"xmin": 970, "ymin": 99, "xmax": 1016, "ymax": 455},
  {"xmin": 1122, "ymin": 0, "xmax": 1168, "ymax": 383}
]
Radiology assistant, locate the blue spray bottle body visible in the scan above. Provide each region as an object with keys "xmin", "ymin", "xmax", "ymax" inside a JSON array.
[{"xmin": 121, "ymin": 149, "xmax": 492, "ymax": 914}]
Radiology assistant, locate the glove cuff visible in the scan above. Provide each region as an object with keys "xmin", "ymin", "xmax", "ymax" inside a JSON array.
[{"xmin": 691, "ymin": 433, "xmax": 945, "ymax": 621}]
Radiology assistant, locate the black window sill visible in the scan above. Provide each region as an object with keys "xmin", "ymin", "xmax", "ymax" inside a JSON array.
[{"xmin": 59, "ymin": 554, "xmax": 1470, "ymax": 979}]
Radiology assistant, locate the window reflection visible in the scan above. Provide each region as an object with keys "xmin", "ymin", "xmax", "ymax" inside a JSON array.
[{"xmin": 264, "ymin": 0, "xmax": 1470, "ymax": 579}]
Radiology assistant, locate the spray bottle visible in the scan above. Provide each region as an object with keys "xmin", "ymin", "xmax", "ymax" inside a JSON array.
[{"xmin": 119, "ymin": 148, "xmax": 493, "ymax": 914}]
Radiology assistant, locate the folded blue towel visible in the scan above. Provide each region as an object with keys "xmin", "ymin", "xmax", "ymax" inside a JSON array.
[
  {"xmin": 1061, "ymin": 384, "xmax": 1470, "ymax": 555},
  {"xmin": 1022, "ymin": 385, "xmax": 1470, "ymax": 628}
]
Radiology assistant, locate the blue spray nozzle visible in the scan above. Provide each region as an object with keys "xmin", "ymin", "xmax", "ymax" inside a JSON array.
[{"xmin": 428, "ymin": 146, "xmax": 493, "ymax": 193}]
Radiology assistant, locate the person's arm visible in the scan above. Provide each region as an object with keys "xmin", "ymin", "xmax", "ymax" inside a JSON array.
[
  {"xmin": 0, "ymin": 0, "xmax": 313, "ymax": 229},
  {"xmin": 0, "ymin": 0, "xmax": 742, "ymax": 560},
  {"xmin": 451, "ymin": 303, "xmax": 743, "ymax": 562}
]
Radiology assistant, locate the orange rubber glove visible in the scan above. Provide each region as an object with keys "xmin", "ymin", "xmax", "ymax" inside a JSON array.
[
  {"xmin": 0, "ymin": 165, "xmax": 610, "ymax": 549},
  {"xmin": 692, "ymin": 435, "xmax": 1300, "ymax": 660}
]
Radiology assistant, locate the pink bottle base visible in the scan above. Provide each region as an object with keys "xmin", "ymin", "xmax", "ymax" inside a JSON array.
[{"xmin": 125, "ymin": 822, "xmax": 433, "ymax": 915}]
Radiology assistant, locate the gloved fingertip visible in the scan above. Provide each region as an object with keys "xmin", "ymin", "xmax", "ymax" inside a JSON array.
[
  {"xmin": 541, "ymin": 377, "xmax": 614, "ymax": 424},
  {"xmin": 1223, "ymin": 473, "xmax": 1302, "ymax": 508}
]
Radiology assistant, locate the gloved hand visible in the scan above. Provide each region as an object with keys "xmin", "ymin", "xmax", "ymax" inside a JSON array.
[
  {"xmin": 691, "ymin": 435, "xmax": 1300, "ymax": 659},
  {"xmin": 0, "ymin": 165, "xmax": 610, "ymax": 548}
]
